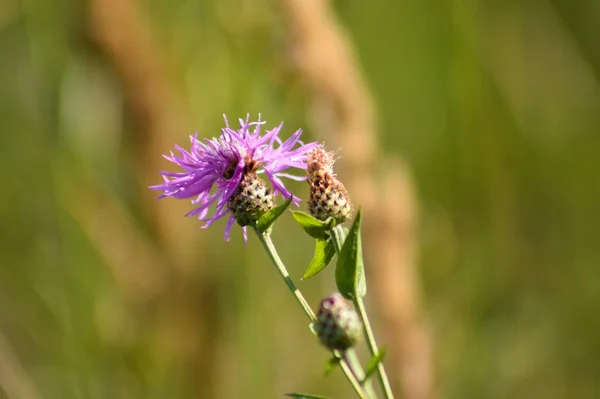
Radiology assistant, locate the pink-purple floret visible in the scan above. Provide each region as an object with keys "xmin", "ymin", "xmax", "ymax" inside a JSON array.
[{"xmin": 149, "ymin": 114, "xmax": 317, "ymax": 242}]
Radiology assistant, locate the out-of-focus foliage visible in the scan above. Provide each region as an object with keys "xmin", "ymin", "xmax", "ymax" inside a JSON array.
[{"xmin": 0, "ymin": 0, "xmax": 598, "ymax": 398}]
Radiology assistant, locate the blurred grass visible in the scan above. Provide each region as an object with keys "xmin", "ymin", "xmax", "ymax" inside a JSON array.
[{"xmin": 1, "ymin": 0, "xmax": 599, "ymax": 398}]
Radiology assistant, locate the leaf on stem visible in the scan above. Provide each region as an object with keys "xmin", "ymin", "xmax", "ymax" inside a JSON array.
[
  {"xmin": 324, "ymin": 356, "xmax": 341, "ymax": 376},
  {"xmin": 291, "ymin": 211, "xmax": 334, "ymax": 239},
  {"xmin": 302, "ymin": 238, "xmax": 336, "ymax": 280},
  {"xmin": 363, "ymin": 347, "xmax": 387, "ymax": 382},
  {"xmin": 285, "ymin": 394, "xmax": 331, "ymax": 399},
  {"xmin": 335, "ymin": 209, "xmax": 367, "ymax": 298},
  {"xmin": 256, "ymin": 196, "xmax": 293, "ymax": 233}
]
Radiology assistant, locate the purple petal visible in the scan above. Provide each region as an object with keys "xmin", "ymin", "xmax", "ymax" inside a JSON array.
[{"xmin": 224, "ymin": 216, "xmax": 236, "ymax": 241}]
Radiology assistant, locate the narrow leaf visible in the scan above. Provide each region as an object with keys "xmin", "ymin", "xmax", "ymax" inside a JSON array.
[
  {"xmin": 302, "ymin": 239, "xmax": 336, "ymax": 279},
  {"xmin": 256, "ymin": 197, "xmax": 293, "ymax": 233},
  {"xmin": 291, "ymin": 211, "xmax": 333, "ymax": 239},
  {"xmin": 324, "ymin": 356, "xmax": 341, "ymax": 376},
  {"xmin": 335, "ymin": 209, "xmax": 367, "ymax": 298},
  {"xmin": 363, "ymin": 348, "xmax": 387, "ymax": 382},
  {"xmin": 285, "ymin": 394, "xmax": 331, "ymax": 399}
]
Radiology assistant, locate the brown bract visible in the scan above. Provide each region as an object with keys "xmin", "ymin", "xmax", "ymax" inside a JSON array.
[{"xmin": 306, "ymin": 147, "xmax": 352, "ymax": 224}]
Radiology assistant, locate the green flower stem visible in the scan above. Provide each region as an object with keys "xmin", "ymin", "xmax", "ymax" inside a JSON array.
[
  {"xmin": 332, "ymin": 225, "xmax": 395, "ymax": 399},
  {"xmin": 329, "ymin": 227, "xmax": 377, "ymax": 399},
  {"xmin": 354, "ymin": 297, "xmax": 394, "ymax": 399},
  {"xmin": 338, "ymin": 356, "xmax": 370, "ymax": 399},
  {"xmin": 345, "ymin": 348, "xmax": 379, "ymax": 399},
  {"xmin": 251, "ymin": 225, "xmax": 370, "ymax": 399},
  {"xmin": 253, "ymin": 226, "xmax": 314, "ymax": 320}
]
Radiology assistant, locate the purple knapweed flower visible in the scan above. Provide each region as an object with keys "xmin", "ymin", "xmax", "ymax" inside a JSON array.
[{"xmin": 149, "ymin": 114, "xmax": 317, "ymax": 242}]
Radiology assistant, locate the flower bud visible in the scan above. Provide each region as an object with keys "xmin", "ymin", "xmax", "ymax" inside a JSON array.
[
  {"xmin": 227, "ymin": 173, "xmax": 274, "ymax": 226},
  {"xmin": 316, "ymin": 292, "xmax": 362, "ymax": 351},
  {"xmin": 306, "ymin": 147, "xmax": 352, "ymax": 224}
]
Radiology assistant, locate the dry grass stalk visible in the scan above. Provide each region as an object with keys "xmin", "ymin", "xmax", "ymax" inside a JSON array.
[
  {"xmin": 372, "ymin": 161, "xmax": 435, "ymax": 399},
  {"xmin": 279, "ymin": 1, "xmax": 435, "ymax": 398},
  {"xmin": 88, "ymin": 0, "xmax": 200, "ymax": 269},
  {"xmin": 0, "ymin": 332, "xmax": 42, "ymax": 399},
  {"xmin": 87, "ymin": 1, "xmax": 221, "ymax": 396}
]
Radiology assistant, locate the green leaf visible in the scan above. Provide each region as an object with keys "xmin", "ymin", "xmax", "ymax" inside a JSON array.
[
  {"xmin": 285, "ymin": 394, "xmax": 331, "ymax": 399},
  {"xmin": 291, "ymin": 211, "xmax": 333, "ymax": 239},
  {"xmin": 324, "ymin": 356, "xmax": 341, "ymax": 376},
  {"xmin": 335, "ymin": 209, "xmax": 367, "ymax": 298},
  {"xmin": 256, "ymin": 197, "xmax": 293, "ymax": 233},
  {"xmin": 363, "ymin": 347, "xmax": 387, "ymax": 382},
  {"xmin": 302, "ymin": 238, "xmax": 336, "ymax": 279}
]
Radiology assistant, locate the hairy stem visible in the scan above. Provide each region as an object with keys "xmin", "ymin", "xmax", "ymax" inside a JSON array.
[
  {"xmin": 332, "ymin": 225, "xmax": 395, "ymax": 399},
  {"xmin": 251, "ymin": 225, "xmax": 371, "ymax": 399}
]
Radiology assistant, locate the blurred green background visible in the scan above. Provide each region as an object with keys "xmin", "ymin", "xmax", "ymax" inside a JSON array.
[{"xmin": 1, "ymin": 0, "xmax": 599, "ymax": 398}]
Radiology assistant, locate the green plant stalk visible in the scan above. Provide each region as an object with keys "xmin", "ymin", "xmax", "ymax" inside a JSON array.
[
  {"xmin": 251, "ymin": 225, "xmax": 371, "ymax": 399},
  {"xmin": 329, "ymin": 227, "xmax": 378, "ymax": 399},
  {"xmin": 332, "ymin": 226, "xmax": 395, "ymax": 399},
  {"xmin": 345, "ymin": 348, "xmax": 379, "ymax": 399},
  {"xmin": 354, "ymin": 297, "xmax": 394, "ymax": 399}
]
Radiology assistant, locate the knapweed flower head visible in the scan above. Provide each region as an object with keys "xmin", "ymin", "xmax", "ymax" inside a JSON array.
[
  {"xmin": 316, "ymin": 292, "xmax": 363, "ymax": 351},
  {"xmin": 306, "ymin": 145, "xmax": 352, "ymax": 224},
  {"xmin": 227, "ymin": 172, "xmax": 273, "ymax": 227},
  {"xmin": 150, "ymin": 114, "xmax": 317, "ymax": 242}
]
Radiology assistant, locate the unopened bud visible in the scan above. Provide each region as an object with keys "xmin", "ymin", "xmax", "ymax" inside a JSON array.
[
  {"xmin": 227, "ymin": 173, "xmax": 274, "ymax": 226},
  {"xmin": 316, "ymin": 292, "xmax": 362, "ymax": 351},
  {"xmin": 306, "ymin": 147, "xmax": 352, "ymax": 224}
]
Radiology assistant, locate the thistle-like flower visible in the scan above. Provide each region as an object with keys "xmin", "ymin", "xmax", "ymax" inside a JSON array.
[
  {"xmin": 306, "ymin": 146, "xmax": 352, "ymax": 224},
  {"xmin": 316, "ymin": 292, "xmax": 363, "ymax": 351},
  {"xmin": 150, "ymin": 114, "xmax": 317, "ymax": 242}
]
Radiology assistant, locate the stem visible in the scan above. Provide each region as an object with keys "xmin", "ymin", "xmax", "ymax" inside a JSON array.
[
  {"xmin": 354, "ymin": 297, "xmax": 394, "ymax": 399},
  {"xmin": 338, "ymin": 355, "xmax": 371, "ymax": 399},
  {"xmin": 251, "ymin": 225, "xmax": 371, "ymax": 399},
  {"xmin": 253, "ymin": 226, "xmax": 315, "ymax": 322},
  {"xmin": 331, "ymin": 226, "xmax": 395, "ymax": 399},
  {"xmin": 346, "ymin": 347, "xmax": 378, "ymax": 399},
  {"xmin": 330, "ymin": 226, "xmax": 345, "ymax": 255}
]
